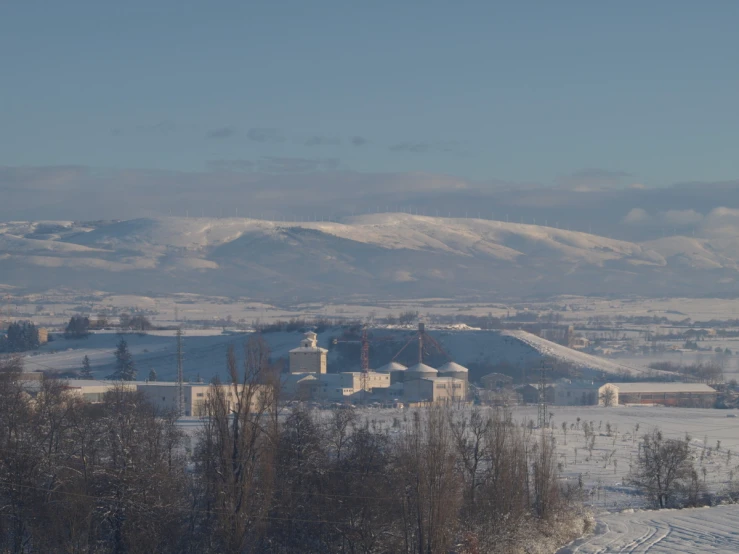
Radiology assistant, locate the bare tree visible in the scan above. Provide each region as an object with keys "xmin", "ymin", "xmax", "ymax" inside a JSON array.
[
  {"xmin": 397, "ymin": 407, "xmax": 461, "ymax": 554},
  {"xmin": 195, "ymin": 335, "xmax": 279, "ymax": 553},
  {"xmin": 629, "ymin": 428, "xmax": 696, "ymax": 508}
]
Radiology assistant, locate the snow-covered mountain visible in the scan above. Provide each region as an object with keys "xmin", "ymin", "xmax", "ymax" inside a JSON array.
[{"xmin": 1, "ymin": 214, "xmax": 738, "ymax": 300}]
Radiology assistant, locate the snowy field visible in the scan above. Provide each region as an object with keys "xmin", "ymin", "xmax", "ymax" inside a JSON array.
[
  {"xmin": 507, "ymin": 406, "xmax": 739, "ymax": 553},
  {"xmin": 9, "ymin": 291, "xmax": 739, "ymax": 333},
  {"xmin": 557, "ymin": 504, "xmax": 739, "ymax": 553},
  {"xmin": 507, "ymin": 406, "xmax": 739, "ymax": 509}
]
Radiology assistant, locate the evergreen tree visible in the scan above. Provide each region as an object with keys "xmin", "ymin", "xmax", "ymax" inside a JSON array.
[
  {"xmin": 80, "ymin": 355, "xmax": 93, "ymax": 379},
  {"xmin": 64, "ymin": 315, "xmax": 90, "ymax": 339},
  {"xmin": 2, "ymin": 321, "xmax": 40, "ymax": 352},
  {"xmin": 108, "ymin": 339, "xmax": 137, "ymax": 380},
  {"xmin": 148, "ymin": 368, "xmax": 157, "ymax": 382}
]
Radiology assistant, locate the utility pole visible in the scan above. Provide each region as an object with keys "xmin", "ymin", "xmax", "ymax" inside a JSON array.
[
  {"xmin": 538, "ymin": 363, "xmax": 551, "ymax": 428},
  {"xmin": 176, "ymin": 328, "xmax": 184, "ymax": 417}
]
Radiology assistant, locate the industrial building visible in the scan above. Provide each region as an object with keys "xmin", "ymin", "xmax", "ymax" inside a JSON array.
[
  {"xmin": 289, "ymin": 331, "xmax": 327, "ymax": 374},
  {"xmin": 285, "ymin": 329, "xmax": 469, "ymax": 405},
  {"xmin": 61, "ymin": 380, "xmax": 268, "ymax": 416},
  {"xmin": 403, "ymin": 376, "xmax": 466, "ymax": 404},
  {"xmin": 62, "ymin": 379, "xmax": 137, "ymax": 402},
  {"xmin": 598, "ymin": 382, "xmax": 717, "ymax": 407},
  {"xmin": 553, "ymin": 381, "xmax": 600, "ymax": 406},
  {"xmin": 516, "ymin": 383, "xmax": 555, "ymax": 404}
]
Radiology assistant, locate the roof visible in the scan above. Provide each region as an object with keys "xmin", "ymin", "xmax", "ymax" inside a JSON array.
[
  {"xmin": 289, "ymin": 346, "xmax": 328, "ymax": 353},
  {"xmin": 406, "ymin": 363, "xmax": 438, "ymax": 375},
  {"xmin": 283, "ymin": 373, "xmax": 318, "ymax": 384},
  {"xmin": 437, "ymin": 361, "xmax": 469, "ymax": 373},
  {"xmin": 604, "ymin": 382, "xmax": 716, "ymax": 393},
  {"xmin": 64, "ymin": 379, "xmax": 144, "ymax": 387},
  {"xmin": 318, "ymin": 374, "xmax": 343, "ymax": 386},
  {"xmin": 376, "ymin": 361, "xmax": 408, "ymax": 373}
]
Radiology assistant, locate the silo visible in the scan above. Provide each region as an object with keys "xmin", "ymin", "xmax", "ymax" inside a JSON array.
[
  {"xmin": 437, "ymin": 361, "xmax": 468, "ymax": 382},
  {"xmin": 377, "ymin": 361, "xmax": 409, "ymax": 385},
  {"xmin": 404, "ymin": 363, "xmax": 438, "ymax": 381},
  {"xmin": 437, "ymin": 361, "xmax": 468, "ymax": 400}
]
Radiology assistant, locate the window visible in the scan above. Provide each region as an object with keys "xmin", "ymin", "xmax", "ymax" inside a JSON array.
[{"xmin": 196, "ymin": 393, "xmax": 204, "ymax": 397}]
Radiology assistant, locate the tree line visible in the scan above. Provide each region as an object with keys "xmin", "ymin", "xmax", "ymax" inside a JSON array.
[
  {"xmin": 0, "ymin": 321, "xmax": 41, "ymax": 353},
  {"xmin": 0, "ymin": 337, "xmax": 587, "ymax": 554}
]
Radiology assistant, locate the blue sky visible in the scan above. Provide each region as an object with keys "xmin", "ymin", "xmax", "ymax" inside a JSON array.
[{"xmin": 2, "ymin": 1, "xmax": 739, "ymax": 188}]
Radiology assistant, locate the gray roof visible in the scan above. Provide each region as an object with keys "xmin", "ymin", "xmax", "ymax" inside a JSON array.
[
  {"xmin": 406, "ymin": 363, "xmax": 438, "ymax": 375},
  {"xmin": 604, "ymin": 382, "xmax": 716, "ymax": 393},
  {"xmin": 376, "ymin": 361, "xmax": 408, "ymax": 373},
  {"xmin": 437, "ymin": 361, "xmax": 469, "ymax": 373}
]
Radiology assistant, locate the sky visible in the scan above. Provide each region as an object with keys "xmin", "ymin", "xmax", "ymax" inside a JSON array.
[{"xmin": 2, "ymin": 1, "xmax": 739, "ymax": 204}]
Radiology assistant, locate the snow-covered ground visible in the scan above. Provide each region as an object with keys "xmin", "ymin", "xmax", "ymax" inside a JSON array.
[
  {"xmin": 507, "ymin": 406, "xmax": 739, "ymax": 510},
  {"xmin": 504, "ymin": 330, "xmax": 655, "ymax": 377},
  {"xmin": 557, "ymin": 504, "xmax": 739, "ymax": 553}
]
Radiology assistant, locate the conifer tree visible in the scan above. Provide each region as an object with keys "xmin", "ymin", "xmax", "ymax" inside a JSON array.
[
  {"xmin": 108, "ymin": 339, "xmax": 137, "ymax": 380},
  {"xmin": 80, "ymin": 355, "xmax": 93, "ymax": 379}
]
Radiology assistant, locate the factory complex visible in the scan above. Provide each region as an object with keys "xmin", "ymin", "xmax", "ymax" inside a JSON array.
[{"xmin": 284, "ymin": 330, "xmax": 469, "ymax": 405}]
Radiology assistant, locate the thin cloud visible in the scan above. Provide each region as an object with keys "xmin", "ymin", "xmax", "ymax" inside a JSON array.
[
  {"xmin": 389, "ymin": 141, "xmax": 463, "ymax": 154},
  {"xmin": 304, "ymin": 135, "xmax": 341, "ymax": 146},
  {"xmin": 622, "ymin": 208, "xmax": 649, "ymax": 225},
  {"xmin": 390, "ymin": 142, "xmax": 432, "ymax": 153},
  {"xmin": 557, "ymin": 168, "xmax": 633, "ymax": 190},
  {"xmin": 136, "ymin": 120, "xmax": 177, "ymax": 134},
  {"xmin": 207, "ymin": 159, "xmax": 254, "ymax": 172},
  {"xmin": 207, "ymin": 126, "xmax": 238, "ymax": 139},
  {"xmin": 256, "ymin": 157, "xmax": 339, "ymax": 173},
  {"xmin": 247, "ymin": 128, "xmax": 285, "ymax": 143}
]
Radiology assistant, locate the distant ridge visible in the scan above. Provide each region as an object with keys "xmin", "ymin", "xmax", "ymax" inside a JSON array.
[{"xmin": 1, "ymin": 214, "xmax": 737, "ymax": 299}]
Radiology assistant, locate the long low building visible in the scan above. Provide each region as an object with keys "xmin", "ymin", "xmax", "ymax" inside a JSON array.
[
  {"xmin": 599, "ymin": 382, "xmax": 717, "ymax": 408},
  {"xmin": 62, "ymin": 380, "xmax": 268, "ymax": 416}
]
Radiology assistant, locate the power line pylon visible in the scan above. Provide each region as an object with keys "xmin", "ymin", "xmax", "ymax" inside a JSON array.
[{"xmin": 176, "ymin": 328, "xmax": 184, "ymax": 417}]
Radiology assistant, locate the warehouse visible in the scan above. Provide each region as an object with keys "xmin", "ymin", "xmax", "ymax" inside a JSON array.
[{"xmin": 598, "ymin": 382, "xmax": 717, "ymax": 408}]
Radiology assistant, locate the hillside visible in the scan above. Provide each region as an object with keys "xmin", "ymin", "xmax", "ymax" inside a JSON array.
[
  {"xmin": 1, "ymin": 214, "xmax": 738, "ymax": 299},
  {"xmin": 22, "ymin": 328, "xmax": 652, "ymax": 382}
]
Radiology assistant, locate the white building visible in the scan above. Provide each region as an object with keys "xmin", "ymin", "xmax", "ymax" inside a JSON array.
[
  {"xmin": 553, "ymin": 381, "xmax": 600, "ymax": 406},
  {"xmin": 289, "ymin": 331, "xmax": 328, "ymax": 374},
  {"xmin": 340, "ymin": 371, "xmax": 391, "ymax": 391},
  {"xmin": 63, "ymin": 379, "xmax": 270, "ymax": 416},
  {"xmin": 63, "ymin": 379, "xmax": 137, "ymax": 402},
  {"xmin": 598, "ymin": 382, "xmax": 717, "ymax": 407},
  {"xmin": 403, "ymin": 376, "xmax": 466, "ymax": 404}
]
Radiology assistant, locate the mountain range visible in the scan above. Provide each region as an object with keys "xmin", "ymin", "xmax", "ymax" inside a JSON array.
[{"xmin": 1, "ymin": 213, "xmax": 738, "ymax": 300}]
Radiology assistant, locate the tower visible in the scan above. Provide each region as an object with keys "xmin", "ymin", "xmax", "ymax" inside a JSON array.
[{"xmin": 289, "ymin": 331, "xmax": 328, "ymax": 374}]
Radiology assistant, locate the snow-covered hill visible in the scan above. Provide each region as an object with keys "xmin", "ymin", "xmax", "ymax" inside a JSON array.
[
  {"xmin": 22, "ymin": 328, "xmax": 652, "ymax": 381},
  {"xmin": 1, "ymin": 214, "xmax": 738, "ymax": 299}
]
